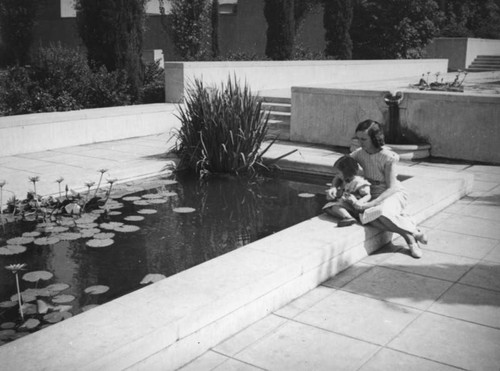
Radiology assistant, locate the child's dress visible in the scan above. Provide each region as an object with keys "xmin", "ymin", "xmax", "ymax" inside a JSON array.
[{"xmin": 322, "ymin": 175, "xmax": 371, "ymax": 213}]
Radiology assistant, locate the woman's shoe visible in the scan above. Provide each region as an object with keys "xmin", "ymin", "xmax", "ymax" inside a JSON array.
[
  {"xmin": 337, "ymin": 218, "xmax": 356, "ymax": 227},
  {"xmin": 415, "ymin": 230, "xmax": 428, "ymax": 245},
  {"xmin": 408, "ymin": 243, "xmax": 423, "ymax": 259}
]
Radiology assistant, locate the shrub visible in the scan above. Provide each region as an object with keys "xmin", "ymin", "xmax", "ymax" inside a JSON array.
[
  {"xmin": 138, "ymin": 60, "xmax": 165, "ymax": 103},
  {"xmin": 172, "ymin": 76, "xmax": 275, "ymax": 176},
  {"xmin": 0, "ymin": 45, "xmax": 131, "ymax": 115}
]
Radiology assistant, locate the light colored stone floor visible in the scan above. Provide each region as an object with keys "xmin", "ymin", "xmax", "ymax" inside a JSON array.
[{"xmin": 179, "ymin": 165, "xmax": 500, "ymax": 371}]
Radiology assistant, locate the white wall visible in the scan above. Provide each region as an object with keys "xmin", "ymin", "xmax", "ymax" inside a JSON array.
[
  {"xmin": 0, "ymin": 104, "xmax": 180, "ymax": 157},
  {"xmin": 165, "ymin": 59, "xmax": 449, "ymax": 103}
]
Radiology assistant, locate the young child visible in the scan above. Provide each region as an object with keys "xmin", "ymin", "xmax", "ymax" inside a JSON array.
[{"xmin": 323, "ymin": 155, "xmax": 371, "ymax": 227}]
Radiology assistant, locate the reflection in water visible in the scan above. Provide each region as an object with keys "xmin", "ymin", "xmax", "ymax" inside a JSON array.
[{"xmin": 0, "ymin": 173, "xmax": 326, "ymax": 338}]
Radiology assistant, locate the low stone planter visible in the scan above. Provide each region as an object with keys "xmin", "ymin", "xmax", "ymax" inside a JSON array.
[{"xmin": 349, "ymin": 139, "xmax": 431, "ymax": 160}]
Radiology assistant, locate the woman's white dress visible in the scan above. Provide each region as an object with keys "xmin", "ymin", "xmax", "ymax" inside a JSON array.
[{"xmin": 351, "ymin": 147, "xmax": 418, "ymax": 233}]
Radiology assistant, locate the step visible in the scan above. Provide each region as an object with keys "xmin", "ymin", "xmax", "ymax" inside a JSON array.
[
  {"xmin": 467, "ymin": 67, "xmax": 500, "ymax": 72},
  {"xmin": 475, "ymin": 55, "xmax": 500, "ymax": 59},
  {"xmin": 260, "ymin": 101, "xmax": 291, "ymax": 113},
  {"xmin": 266, "ymin": 111, "xmax": 291, "ymax": 122},
  {"xmin": 469, "ymin": 63, "xmax": 500, "ymax": 68},
  {"xmin": 259, "ymin": 96, "xmax": 292, "ymax": 105}
]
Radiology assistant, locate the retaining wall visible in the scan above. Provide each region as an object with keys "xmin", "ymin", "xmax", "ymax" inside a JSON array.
[
  {"xmin": 425, "ymin": 38, "xmax": 500, "ymax": 71},
  {"xmin": 0, "ymin": 104, "xmax": 179, "ymax": 157},
  {"xmin": 291, "ymin": 87, "xmax": 500, "ymax": 163},
  {"xmin": 164, "ymin": 59, "xmax": 448, "ymax": 103}
]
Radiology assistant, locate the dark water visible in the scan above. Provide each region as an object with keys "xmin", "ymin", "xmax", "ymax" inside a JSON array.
[{"xmin": 0, "ymin": 172, "xmax": 327, "ymax": 342}]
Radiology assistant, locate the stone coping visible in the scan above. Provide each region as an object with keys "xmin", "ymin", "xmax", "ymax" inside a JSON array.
[{"xmin": 0, "ymin": 159, "xmax": 473, "ymax": 370}]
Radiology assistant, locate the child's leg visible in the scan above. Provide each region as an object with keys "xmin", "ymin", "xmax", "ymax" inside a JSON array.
[{"xmin": 324, "ymin": 204, "xmax": 357, "ymax": 227}]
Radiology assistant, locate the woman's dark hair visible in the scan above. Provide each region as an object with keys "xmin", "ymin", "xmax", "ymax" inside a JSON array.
[{"xmin": 355, "ymin": 119, "xmax": 385, "ymax": 148}]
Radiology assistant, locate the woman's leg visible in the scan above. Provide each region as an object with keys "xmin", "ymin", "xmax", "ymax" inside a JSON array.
[
  {"xmin": 370, "ymin": 216, "xmax": 422, "ymax": 258},
  {"xmin": 324, "ymin": 204, "xmax": 353, "ymax": 220}
]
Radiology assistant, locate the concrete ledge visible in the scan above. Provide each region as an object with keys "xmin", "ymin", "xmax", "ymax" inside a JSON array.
[
  {"xmin": 165, "ymin": 59, "xmax": 448, "ymax": 103},
  {"xmin": 0, "ymin": 155, "xmax": 472, "ymax": 370},
  {"xmin": 0, "ymin": 104, "xmax": 180, "ymax": 157}
]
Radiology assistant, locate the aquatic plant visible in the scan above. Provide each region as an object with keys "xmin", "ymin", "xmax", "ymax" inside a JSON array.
[
  {"xmin": 94, "ymin": 169, "xmax": 108, "ymax": 198},
  {"xmin": 172, "ymin": 75, "xmax": 276, "ymax": 177},
  {"xmin": 28, "ymin": 176, "xmax": 39, "ymax": 196},
  {"xmin": 5, "ymin": 263, "xmax": 27, "ymax": 320},
  {"xmin": 55, "ymin": 177, "xmax": 64, "ymax": 199},
  {"xmin": 0, "ymin": 180, "xmax": 5, "ymax": 216}
]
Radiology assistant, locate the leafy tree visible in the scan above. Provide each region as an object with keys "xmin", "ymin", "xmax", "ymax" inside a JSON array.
[
  {"xmin": 264, "ymin": 0, "xmax": 295, "ymax": 60},
  {"xmin": 0, "ymin": 0, "xmax": 39, "ymax": 66},
  {"xmin": 168, "ymin": 0, "xmax": 214, "ymax": 60},
  {"xmin": 323, "ymin": 0, "xmax": 353, "ymax": 59},
  {"xmin": 75, "ymin": 0, "xmax": 146, "ymax": 100},
  {"xmin": 351, "ymin": 0, "xmax": 443, "ymax": 59},
  {"xmin": 440, "ymin": 0, "xmax": 500, "ymax": 39}
]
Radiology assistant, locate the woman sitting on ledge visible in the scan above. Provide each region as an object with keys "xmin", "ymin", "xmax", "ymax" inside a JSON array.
[{"xmin": 324, "ymin": 119, "xmax": 427, "ymax": 259}]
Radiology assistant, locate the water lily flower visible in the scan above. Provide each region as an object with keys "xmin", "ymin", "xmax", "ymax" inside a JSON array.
[
  {"xmin": 5, "ymin": 263, "xmax": 27, "ymax": 320},
  {"xmin": 29, "ymin": 176, "xmax": 40, "ymax": 195},
  {"xmin": 5, "ymin": 263, "xmax": 27, "ymax": 274},
  {"xmin": 55, "ymin": 177, "xmax": 64, "ymax": 199},
  {"xmin": 94, "ymin": 169, "xmax": 108, "ymax": 198}
]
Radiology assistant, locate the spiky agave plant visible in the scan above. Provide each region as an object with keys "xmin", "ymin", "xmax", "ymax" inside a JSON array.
[{"xmin": 172, "ymin": 75, "xmax": 276, "ymax": 177}]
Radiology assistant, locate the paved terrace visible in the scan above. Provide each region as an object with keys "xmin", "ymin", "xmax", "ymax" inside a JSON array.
[{"xmin": 0, "ymin": 134, "xmax": 499, "ymax": 370}]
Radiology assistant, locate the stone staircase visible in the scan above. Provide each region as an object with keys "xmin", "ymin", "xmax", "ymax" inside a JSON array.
[
  {"xmin": 467, "ymin": 55, "xmax": 500, "ymax": 72},
  {"xmin": 260, "ymin": 96, "xmax": 291, "ymax": 141}
]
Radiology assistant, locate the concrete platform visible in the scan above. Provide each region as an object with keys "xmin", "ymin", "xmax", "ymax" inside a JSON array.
[{"xmin": 0, "ymin": 136, "xmax": 496, "ymax": 371}]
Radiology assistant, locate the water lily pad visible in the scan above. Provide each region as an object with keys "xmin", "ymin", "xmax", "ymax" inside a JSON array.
[
  {"xmin": 298, "ymin": 193, "xmax": 315, "ymax": 198},
  {"xmin": 91, "ymin": 209, "xmax": 106, "ymax": 214},
  {"xmin": 52, "ymin": 294, "xmax": 75, "ymax": 304},
  {"xmin": 94, "ymin": 232, "xmax": 115, "ymax": 239},
  {"xmin": 59, "ymin": 218, "xmax": 76, "ymax": 227},
  {"xmin": 173, "ymin": 207, "xmax": 196, "ymax": 214},
  {"xmin": 100, "ymin": 222, "xmax": 123, "ymax": 230},
  {"xmin": 24, "ymin": 288, "xmax": 51, "ymax": 297},
  {"xmin": 137, "ymin": 209, "xmax": 157, "ymax": 215},
  {"xmin": 122, "ymin": 196, "xmax": 142, "ymax": 202},
  {"xmin": 51, "ymin": 226, "xmax": 69, "ymax": 233},
  {"xmin": 34, "ymin": 236, "xmax": 60, "ymax": 246},
  {"xmin": 43, "ymin": 311, "xmax": 72, "ymax": 323},
  {"xmin": 114, "ymin": 225, "xmax": 140, "ymax": 233},
  {"xmin": 123, "ymin": 215, "xmax": 144, "ymax": 222},
  {"xmin": 36, "ymin": 222, "xmax": 56, "ymax": 229},
  {"xmin": 163, "ymin": 180, "xmax": 178, "ymax": 185},
  {"xmin": 84, "ymin": 285, "xmax": 109, "ymax": 295},
  {"xmin": 133, "ymin": 200, "xmax": 150, "ymax": 206},
  {"xmin": 22, "ymin": 231, "xmax": 41, "ymax": 238},
  {"xmin": 80, "ymin": 228, "xmax": 101, "ymax": 238},
  {"xmin": 108, "ymin": 211, "xmax": 122, "ymax": 216},
  {"xmin": 7, "ymin": 236, "xmax": 34, "ymax": 245},
  {"xmin": 46, "ymin": 283, "xmax": 70, "ymax": 294},
  {"xmin": 147, "ymin": 198, "xmax": 167, "ymax": 204},
  {"xmin": 56, "ymin": 232, "xmax": 82, "ymax": 241},
  {"xmin": 140, "ymin": 273, "xmax": 166, "ymax": 284},
  {"xmin": 11, "ymin": 292, "xmax": 36, "ymax": 303},
  {"xmin": 0, "ymin": 301, "xmax": 17, "ymax": 309},
  {"xmin": 162, "ymin": 191, "xmax": 178, "ymax": 197},
  {"xmin": 22, "ymin": 270, "xmax": 53, "ymax": 282},
  {"xmin": 0, "ymin": 245, "xmax": 26, "ymax": 255},
  {"xmin": 0, "ymin": 322, "xmax": 15, "ymax": 329},
  {"xmin": 105, "ymin": 202, "xmax": 124, "ymax": 210},
  {"xmin": 86, "ymin": 238, "xmax": 114, "ymax": 248},
  {"xmin": 21, "ymin": 303, "xmax": 37, "ymax": 314},
  {"xmin": 20, "ymin": 318, "xmax": 40, "ymax": 330},
  {"xmin": 82, "ymin": 304, "xmax": 99, "ymax": 312},
  {"xmin": 142, "ymin": 193, "xmax": 163, "ymax": 199},
  {"xmin": 0, "ymin": 329, "xmax": 15, "ymax": 340},
  {"xmin": 76, "ymin": 222, "xmax": 99, "ymax": 229}
]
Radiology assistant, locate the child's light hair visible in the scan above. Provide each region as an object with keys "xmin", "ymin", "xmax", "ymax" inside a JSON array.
[{"xmin": 333, "ymin": 155, "xmax": 359, "ymax": 179}]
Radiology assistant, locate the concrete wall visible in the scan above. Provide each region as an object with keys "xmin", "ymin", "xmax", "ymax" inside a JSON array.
[
  {"xmin": 0, "ymin": 104, "xmax": 179, "ymax": 157},
  {"xmin": 291, "ymin": 86, "xmax": 500, "ymax": 163},
  {"xmin": 164, "ymin": 59, "xmax": 448, "ymax": 102},
  {"xmin": 426, "ymin": 38, "xmax": 500, "ymax": 71}
]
